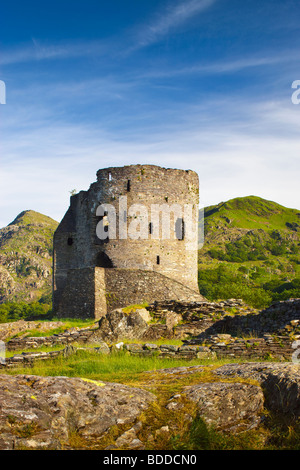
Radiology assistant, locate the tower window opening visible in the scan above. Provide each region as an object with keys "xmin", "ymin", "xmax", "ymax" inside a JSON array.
[
  {"xmin": 127, "ymin": 180, "xmax": 131, "ymax": 192},
  {"xmin": 156, "ymin": 255, "xmax": 160, "ymax": 265},
  {"xmin": 67, "ymin": 237, "xmax": 73, "ymax": 246},
  {"xmin": 149, "ymin": 222, "xmax": 153, "ymax": 234},
  {"xmin": 175, "ymin": 218, "xmax": 185, "ymax": 240}
]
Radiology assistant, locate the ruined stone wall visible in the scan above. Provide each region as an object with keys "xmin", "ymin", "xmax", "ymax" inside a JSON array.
[
  {"xmin": 101, "ymin": 268, "xmax": 204, "ymax": 312},
  {"xmin": 54, "ymin": 266, "xmax": 204, "ymax": 319},
  {"xmin": 53, "ymin": 268, "xmax": 97, "ymax": 319}
]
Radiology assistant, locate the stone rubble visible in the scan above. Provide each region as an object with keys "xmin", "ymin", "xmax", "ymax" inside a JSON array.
[{"xmin": 2, "ymin": 298, "xmax": 300, "ymax": 362}]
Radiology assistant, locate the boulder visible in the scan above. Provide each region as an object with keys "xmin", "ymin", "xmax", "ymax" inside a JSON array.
[
  {"xmin": 94, "ymin": 308, "xmax": 149, "ymax": 342},
  {"xmin": 214, "ymin": 362, "xmax": 300, "ymax": 416},
  {"xmin": 0, "ymin": 374, "xmax": 155, "ymax": 450},
  {"xmin": 135, "ymin": 308, "xmax": 152, "ymax": 323},
  {"xmin": 183, "ymin": 382, "xmax": 264, "ymax": 433}
]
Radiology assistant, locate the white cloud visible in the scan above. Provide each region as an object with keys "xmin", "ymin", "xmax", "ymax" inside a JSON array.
[
  {"xmin": 1, "ymin": 95, "xmax": 299, "ymax": 228},
  {"xmin": 0, "ymin": 1, "xmax": 217, "ymax": 67},
  {"xmin": 0, "ymin": 38, "xmax": 110, "ymax": 66},
  {"xmin": 128, "ymin": 0, "xmax": 217, "ymax": 52}
]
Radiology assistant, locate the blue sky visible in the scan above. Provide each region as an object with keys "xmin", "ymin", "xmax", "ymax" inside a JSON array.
[{"xmin": 0, "ymin": 0, "xmax": 300, "ymax": 227}]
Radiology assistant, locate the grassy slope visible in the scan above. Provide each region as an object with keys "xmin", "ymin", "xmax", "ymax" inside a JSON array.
[
  {"xmin": 198, "ymin": 196, "xmax": 300, "ymax": 307},
  {"xmin": 0, "ymin": 210, "xmax": 58, "ymax": 303},
  {"xmin": 204, "ymin": 195, "xmax": 299, "ymax": 230}
]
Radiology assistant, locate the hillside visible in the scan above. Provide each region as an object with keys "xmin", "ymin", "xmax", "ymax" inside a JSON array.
[
  {"xmin": 198, "ymin": 196, "xmax": 300, "ymax": 307},
  {"xmin": 0, "ymin": 210, "xmax": 58, "ymax": 303}
]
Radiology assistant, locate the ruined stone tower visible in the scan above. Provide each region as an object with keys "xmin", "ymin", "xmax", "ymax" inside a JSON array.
[{"xmin": 53, "ymin": 164, "xmax": 204, "ymax": 319}]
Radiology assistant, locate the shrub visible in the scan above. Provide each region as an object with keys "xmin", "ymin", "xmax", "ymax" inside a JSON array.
[{"xmin": 0, "ymin": 301, "xmax": 52, "ymax": 323}]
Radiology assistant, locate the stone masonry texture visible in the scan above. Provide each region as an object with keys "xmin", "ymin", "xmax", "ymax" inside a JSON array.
[{"xmin": 53, "ymin": 165, "xmax": 204, "ymax": 319}]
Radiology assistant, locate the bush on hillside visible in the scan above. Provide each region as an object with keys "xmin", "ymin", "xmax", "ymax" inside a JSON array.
[
  {"xmin": 0, "ymin": 301, "xmax": 52, "ymax": 323},
  {"xmin": 198, "ymin": 265, "xmax": 300, "ymax": 309}
]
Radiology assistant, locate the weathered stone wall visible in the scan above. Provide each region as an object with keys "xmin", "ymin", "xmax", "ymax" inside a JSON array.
[
  {"xmin": 1, "ymin": 343, "xmax": 214, "ymax": 368},
  {"xmin": 202, "ymin": 334, "xmax": 295, "ymax": 360},
  {"xmin": 53, "ymin": 165, "xmax": 200, "ymax": 318},
  {"xmin": 53, "ymin": 268, "xmax": 98, "ymax": 319},
  {"xmin": 1, "ymin": 336, "xmax": 296, "ymax": 367},
  {"xmin": 102, "ymin": 268, "xmax": 204, "ymax": 312},
  {"xmin": 149, "ymin": 299, "xmax": 300, "ymax": 340},
  {"xmin": 54, "ymin": 266, "xmax": 204, "ymax": 319}
]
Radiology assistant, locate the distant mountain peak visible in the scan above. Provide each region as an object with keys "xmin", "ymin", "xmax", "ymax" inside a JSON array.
[
  {"xmin": 8, "ymin": 210, "xmax": 58, "ymax": 227},
  {"xmin": 0, "ymin": 210, "xmax": 59, "ymax": 303}
]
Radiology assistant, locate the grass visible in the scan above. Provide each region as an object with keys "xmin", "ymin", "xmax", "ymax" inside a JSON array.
[
  {"xmin": 204, "ymin": 196, "xmax": 300, "ymax": 231},
  {"xmin": 122, "ymin": 303, "xmax": 149, "ymax": 313},
  {"xmin": 3, "ymin": 347, "xmax": 278, "ymax": 384},
  {"xmin": 3, "ymin": 349, "xmax": 205, "ymax": 383}
]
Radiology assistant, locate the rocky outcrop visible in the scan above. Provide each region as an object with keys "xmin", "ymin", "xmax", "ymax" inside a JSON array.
[
  {"xmin": 183, "ymin": 382, "xmax": 264, "ymax": 433},
  {"xmin": 1, "ymin": 362, "xmax": 300, "ymax": 449},
  {"xmin": 214, "ymin": 362, "xmax": 300, "ymax": 416},
  {"xmin": 0, "ymin": 374, "xmax": 155, "ymax": 450}
]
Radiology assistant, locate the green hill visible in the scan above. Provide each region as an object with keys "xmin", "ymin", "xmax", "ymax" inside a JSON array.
[
  {"xmin": 198, "ymin": 196, "xmax": 300, "ymax": 308},
  {"xmin": 0, "ymin": 210, "xmax": 58, "ymax": 303}
]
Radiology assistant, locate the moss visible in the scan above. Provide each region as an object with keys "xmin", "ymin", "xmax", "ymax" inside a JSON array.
[{"xmin": 122, "ymin": 302, "xmax": 149, "ymax": 314}]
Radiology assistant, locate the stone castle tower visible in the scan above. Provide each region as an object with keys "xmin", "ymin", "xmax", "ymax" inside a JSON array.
[{"xmin": 53, "ymin": 164, "xmax": 204, "ymax": 319}]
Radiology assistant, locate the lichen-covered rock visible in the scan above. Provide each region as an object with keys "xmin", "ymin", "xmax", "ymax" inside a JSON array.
[
  {"xmin": 95, "ymin": 309, "xmax": 149, "ymax": 342},
  {"xmin": 183, "ymin": 382, "xmax": 264, "ymax": 433},
  {"xmin": 0, "ymin": 374, "xmax": 156, "ymax": 450},
  {"xmin": 214, "ymin": 362, "xmax": 300, "ymax": 416}
]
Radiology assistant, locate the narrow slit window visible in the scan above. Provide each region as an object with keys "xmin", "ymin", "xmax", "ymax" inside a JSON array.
[
  {"xmin": 156, "ymin": 255, "xmax": 160, "ymax": 265},
  {"xmin": 175, "ymin": 218, "xmax": 185, "ymax": 240},
  {"xmin": 149, "ymin": 222, "xmax": 153, "ymax": 234},
  {"xmin": 67, "ymin": 237, "xmax": 73, "ymax": 246},
  {"xmin": 127, "ymin": 180, "xmax": 131, "ymax": 192}
]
